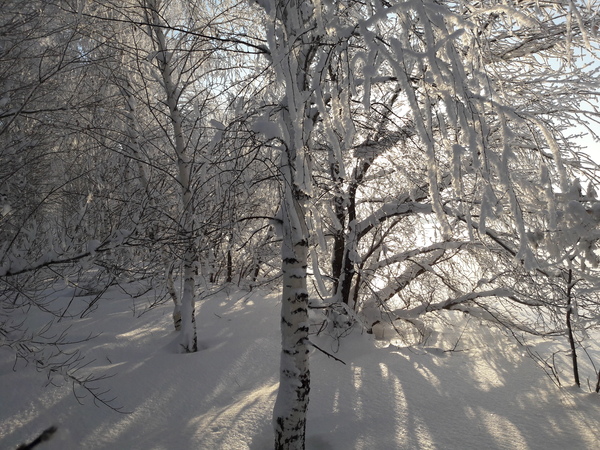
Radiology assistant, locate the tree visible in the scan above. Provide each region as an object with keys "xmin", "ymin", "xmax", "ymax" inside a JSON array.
[
  {"xmin": 255, "ymin": 0, "xmax": 319, "ymax": 446},
  {"xmin": 140, "ymin": 0, "xmax": 203, "ymax": 352},
  {"xmin": 252, "ymin": 0, "xmax": 600, "ymax": 446},
  {"xmin": 304, "ymin": 0, "xmax": 600, "ymax": 335},
  {"xmin": 77, "ymin": 0, "xmax": 256, "ymax": 351}
]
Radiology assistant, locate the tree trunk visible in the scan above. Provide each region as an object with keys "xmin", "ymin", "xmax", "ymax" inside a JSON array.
[
  {"xmin": 331, "ymin": 194, "xmax": 346, "ymax": 295},
  {"xmin": 270, "ymin": 7, "xmax": 314, "ymax": 439},
  {"xmin": 335, "ymin": 162, "xmax": 369, "ymax": 306},
  {"xmin": 118, "ymin": 72, "xmax": 183, "ymax": 333},
  {"xmin": 148, "ymin": 0, "xmax": 197, "ymax": 352},
  {"xmin": 273, "ymin": 183, "xmax": 310, "ymax": 450},
  {"xmin": 179, "ymin": 247, "xmax": 197, "ymax": 352},
  {"xmin": 566, "ymin": 269, "xmax": 580, "ymax": 387},
  {"xmin": 166, "ymin": 262, "xmax": 181, "ymax": 331},
  {"xmin": 226, "ymin": 246, "xmax": 233, "ymax": 283}
]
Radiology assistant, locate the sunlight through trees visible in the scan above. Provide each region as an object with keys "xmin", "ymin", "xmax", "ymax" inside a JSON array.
[{"xmin": 1, "ymin": 0, "xmax": 600, "ymax": 447}]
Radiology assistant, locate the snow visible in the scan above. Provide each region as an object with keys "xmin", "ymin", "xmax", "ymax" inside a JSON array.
[
  {"xmin": 251, "ymin": 118, "xmax": 282, "ymax": 141},
  {"xmin": 1, "ymin": 285, "xmax": 600, "ymax": 450}
]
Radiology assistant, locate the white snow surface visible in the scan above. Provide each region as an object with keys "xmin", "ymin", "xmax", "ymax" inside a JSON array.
[{"xmin": 1, "ymin": 286, "xmax": 600, "ymax": 449}]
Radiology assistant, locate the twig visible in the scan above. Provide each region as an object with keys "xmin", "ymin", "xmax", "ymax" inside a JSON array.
[{"xmin": 309, "ymin": 340, "xmax": 346, "ymax": 365}]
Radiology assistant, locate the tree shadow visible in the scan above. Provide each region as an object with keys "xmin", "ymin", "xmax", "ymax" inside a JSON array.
[
  {"xmin": 307, "ymin": 315, "xmax": 600, "ymax": 449},
  {"xmin": 0, "ymin": 289, "xmax": 281, "ymax": 450},
  {"xmin": 3, "ymin": 293, "xmax": 599, "ymax": 450}
]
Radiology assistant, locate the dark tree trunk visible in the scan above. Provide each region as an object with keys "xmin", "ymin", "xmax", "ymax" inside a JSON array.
[
  {"xmin": 331, "ymin": 195, "xmax": 346, "ymax": 295},
  {"xmin": 226, "ymin": 248, "xmax": 233, "ymax": 283},
  {"xmin": 566, "ymin": 269, "xmax": 580, "ymax": 387},
  {"xmin": 335, "ymin": 161, "xmax": 370, "ymax": 305}
]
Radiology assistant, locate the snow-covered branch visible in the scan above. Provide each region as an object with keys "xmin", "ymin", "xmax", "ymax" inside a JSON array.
[
  {"xmin": 372, "ymin": 249, "xmax": 446, "ymax": 304},
  {"xmin": 393, "ymin": 288, "xmax": 513, "ymax": 319},
  {"xmin": 355, "ymin": 197, "xmax": 432, "ymax": 240},
  {"xmin": 0, "ymin": 232, "xmax": 132, "ymax": 279},
  {"xmin": 366, "ymin": 241, "xmax": 469, "ymax": 273}
]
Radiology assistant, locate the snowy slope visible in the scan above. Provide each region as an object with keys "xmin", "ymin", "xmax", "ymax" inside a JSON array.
[{"xmin": 1, "ymin": 286, "xmax": 599, "ymax": 449}]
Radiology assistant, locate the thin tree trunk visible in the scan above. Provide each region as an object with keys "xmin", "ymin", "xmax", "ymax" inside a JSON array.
[
  {"xmin": 148, "ymin": 0, "xmax": 197, "ymax": 352},
  {"xmin": 252, "ymin": 256, "xmax": 261, "ymax": 282},
  {"xmin": 566, "ymin": 268, "xmax": 580, "ymax": 387},
  {"xmin": 226, "ymin": 247, "xmax": 233, "ymax": 283},
  {"xmin": 119, "ymin": 71, "xmax": 183, "ymax": 332},
  {"xmin": 335, "ymin": 161, "xmax": 369, "ymax": 305},
  {"xmin": 179, "ymin": 246, "xmax": 197, "ymax": 352},
  {"xmin": 330, "ymin": 163, "xmax": 346, "ymax": 296},
  {"xmin": 166, "ymin": 261, "xmax": 181, "ymax": 331}
]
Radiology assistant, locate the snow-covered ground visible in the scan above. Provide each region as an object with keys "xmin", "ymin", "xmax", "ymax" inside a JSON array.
[{"xmin": 1, "ymin": 286, "xmax": 599, "ymax": 449}]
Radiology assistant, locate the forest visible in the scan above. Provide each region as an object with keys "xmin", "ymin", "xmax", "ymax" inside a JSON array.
[{"xmin": 1, "ymin": 1, "xmax": 600, "ymax": 449}]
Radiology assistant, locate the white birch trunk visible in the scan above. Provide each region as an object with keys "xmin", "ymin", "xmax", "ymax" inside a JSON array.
[
  {"xmin": 273, "ymin": 166, "xmax": 311, "ymax": 449},
  {"xmin": 179, "ymin": 248, "xmax": 197, "ymax": 352},
  {"xmin": 119, "ymin": 72, "xmax": 182, "ymax": 332},
  {"xmin": 166, "ymin": 262, "xmax": 181, "ymax": 331},
  {"xmin": 267, "ymin": 0, "xmax": 316, "ymax": 445},
  {"xmin": 148, "ymin": 0, "xmax": 197, "ymax": 352}
]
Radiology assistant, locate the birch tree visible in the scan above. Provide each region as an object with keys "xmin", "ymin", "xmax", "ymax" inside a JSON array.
[
  {"xmin": 96, "ymin": 0, "xmax": 267, "ymax": 349},
  {"xmin": 139, "ymin": 0, "xmax": 201, "ymax": 352},
  {"xmin": 252, "ymin": 0, "xmax": 599, "ymax": 445},
  {"xmin": 253, "ymin": 0, "xmax": 364, "ymax": 444},
  {"xmin": 257, "ymin": 1, "xmax": 318, "ymax": 446}
]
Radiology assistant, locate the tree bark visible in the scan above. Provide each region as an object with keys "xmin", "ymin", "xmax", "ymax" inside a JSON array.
[
  {"xmin": 273, "ymin": 183, "xmax": 310, "ymax": 449},
  {"xmin": 166, "ymin": 262, "xmax": 182, "ymax": 331},
  {"xmin": 566, "ymin": 269, "xmax": 580, "ymax": 387},
  {"xmin": 335, "ymin": 161, "xmax": 370, "ymax": 306},
  {"xmin": 268, "ymin": 0, "xmax": 316, "ymax": 445}
]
